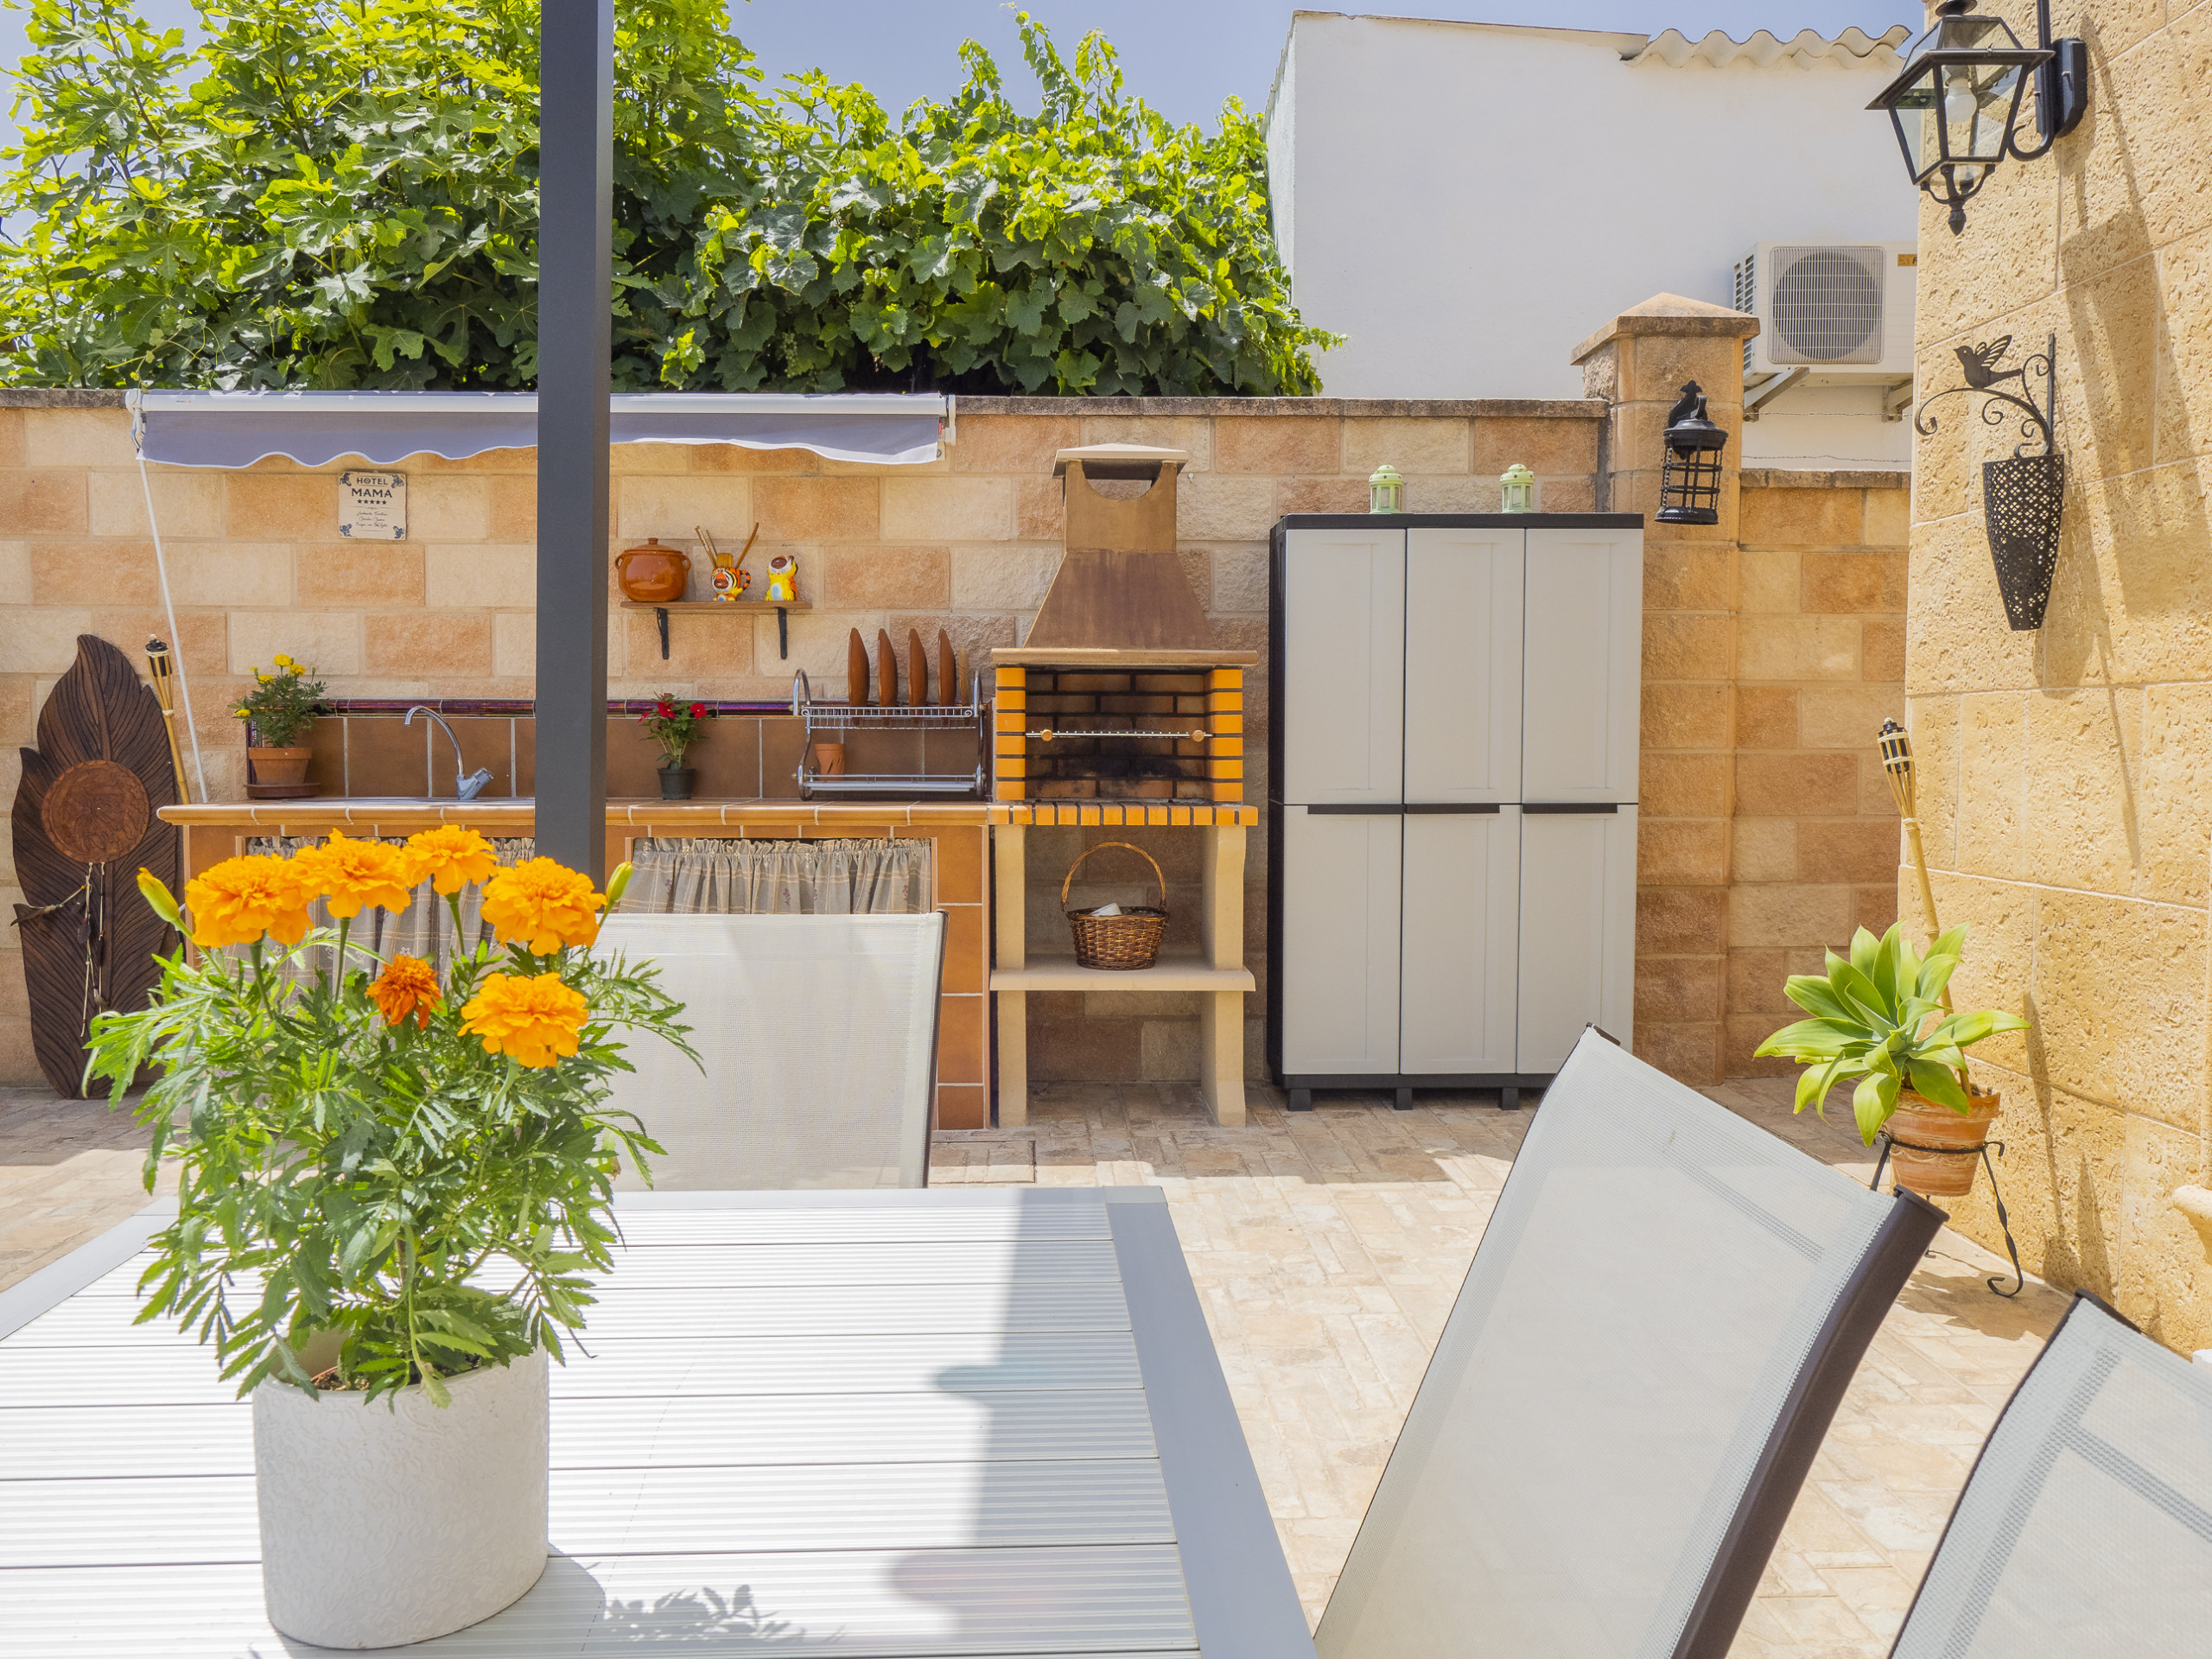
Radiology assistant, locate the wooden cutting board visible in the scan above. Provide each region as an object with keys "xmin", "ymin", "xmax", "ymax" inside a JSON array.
[
  {"xmin": 937, "ymin": 630, "xmax": 957, "ymax": 706},
  {"xmin": 907, "ymin": 630, "xmax": 927, "ymax": 708},
  {"xmin": 877, "ymin": 629, "xmax": 898, "ymax": 707},
  {"xmin": 847, "ymin": 629, "xmax": 870, "ymax": 705}
]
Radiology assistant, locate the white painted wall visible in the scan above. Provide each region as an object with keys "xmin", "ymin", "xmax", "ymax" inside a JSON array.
[{"xmin": 1266, "ymin": 13, "xmax": 1919, "ymax": 468}]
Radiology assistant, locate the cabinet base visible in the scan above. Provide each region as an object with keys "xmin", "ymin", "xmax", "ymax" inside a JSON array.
[{"xmin": 1281, "ymin": 1074, "xmax": 1551, "ymax": 1114}]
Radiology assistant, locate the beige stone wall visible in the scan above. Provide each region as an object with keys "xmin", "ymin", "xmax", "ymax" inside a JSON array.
[
  {"xmin": 1904, "ymin": 0, "xmax": 2212, "ymax": 1352},
  {"xmin": 1578, "ymin": 304, "xmax": 1913, "ymax": 1090},
  {"xmin": 0, "ymin": 394, "xmax": 1602, "ymax": 1086}
]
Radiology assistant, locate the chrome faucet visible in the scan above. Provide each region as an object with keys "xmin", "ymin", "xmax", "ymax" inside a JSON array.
[{"xmin": 404, "ymin": 706, "xmax": 495, "ymax": 801}]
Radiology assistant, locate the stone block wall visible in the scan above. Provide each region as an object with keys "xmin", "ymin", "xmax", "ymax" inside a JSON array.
[
  {"xmin": 0, "ymin": 393, "xmax": 1602, "ymax": 1086},
  {"xmin": 1898, "ymin": 0, "xmax": 2212, "ymax": 1353}
]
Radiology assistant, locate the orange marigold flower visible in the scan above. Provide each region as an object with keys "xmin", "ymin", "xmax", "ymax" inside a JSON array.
[
  {"xmin": 405, "ymin": 824, "xmax": 499, "ymax": 895},
  {"xmin": 460, "ymin": 971, "xmax": 588, "ymax": 1068},
  {"xmin": 367, "ymin": 954, "xmax": 443, "ymax": 1028},
  {"xmin": 480, "ymin": 857, "xmax": 606, "ymax": 953},
  {"xmin": 184, "ymin": 855, "xmax": 316, "ymax": 949},
  {"xmin": 295, "ymin": 831, "xmax": 420, "ymax": 920}
]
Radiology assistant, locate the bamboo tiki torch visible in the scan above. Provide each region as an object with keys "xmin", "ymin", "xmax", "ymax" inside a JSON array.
[
  {"xmin": 146, "ymin": 636, "xmax": 191, "ymax": 805},
  {"xmin": 1878, "ymin": 716, "xmax": 1949, "ymax": 1012}
]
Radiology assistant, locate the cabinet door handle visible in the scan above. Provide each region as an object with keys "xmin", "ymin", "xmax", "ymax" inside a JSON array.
[
  {"xmin": 1402, "ymin": 802, "xmax": 1502, "ymax": 814},
  {"xmin": 1304, "ymin": 803, "xmax": 1403, "ymax": 816},
  {"xmin": 1522, "ymin": 802, "xmax": 1622, "ymax": 814}
]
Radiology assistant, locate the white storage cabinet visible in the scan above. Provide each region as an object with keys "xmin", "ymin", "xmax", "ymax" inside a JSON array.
[{"xmin": 1267, "ymin": 515, "xmax": 1643, "ymax": 1109}]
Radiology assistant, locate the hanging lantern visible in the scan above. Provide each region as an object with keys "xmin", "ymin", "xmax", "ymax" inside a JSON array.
[
  {"xmin": 1368, "ymin": 462, "xmax": 1404, "ymax": 514},
  {"xmin": 1499, "ymin": 463, "xmax": 1535, "ymax": 513},
  {"xmin": 1656, "ymin": 382, "xmax": 1727, "ymax": 526}
]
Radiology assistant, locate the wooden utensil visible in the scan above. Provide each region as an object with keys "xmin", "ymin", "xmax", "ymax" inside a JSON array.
[
  {"xmin": 877, "ymin": 628, "xmax": 898, "ymax": 707},
  {"xmin": 937, "ymin": 630, "xmax": 957, "ymax": 706},
  {"xmin": 907, "ymin": 630, "xmax": 927, "ymax": 708},
  {"xmin": 848, "ymin": 629, "xmax": 870, "ymax": 705}
]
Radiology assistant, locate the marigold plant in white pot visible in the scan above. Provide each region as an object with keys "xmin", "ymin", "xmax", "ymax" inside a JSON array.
[
  {"xmin": 1754, "ymin": 922, "xmax": 2029, "ymax": 1199},
  {"xmin": 87, "ymin": 828, "xmax": 689, "ymax": 1649}
]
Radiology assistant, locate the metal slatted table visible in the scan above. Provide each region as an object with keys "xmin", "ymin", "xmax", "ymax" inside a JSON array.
[{"xmin": 0, "ymin": 1187, "xmax": 1313, "ymax": 1658}]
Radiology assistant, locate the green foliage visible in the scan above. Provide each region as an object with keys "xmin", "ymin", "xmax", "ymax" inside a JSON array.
[
  {"xmin": 232, "ymin": 653, "xmax": 325, "ymax": 747},
  {"xmin": 0, "ymin": 0, "xmax": 1335, "ymax": 394},
  {"xmin": 1753, "ymin": 923, "xmax": 2030, "ymax": 1145},
  {"xmin": 83, "ymin": 899, "xmax": 689, "ymax": 1406}
]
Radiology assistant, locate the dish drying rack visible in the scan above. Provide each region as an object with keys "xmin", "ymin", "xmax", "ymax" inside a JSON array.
[{"xmin": 791, "ymin": 670, "xmax": 988, "ymax": 800}]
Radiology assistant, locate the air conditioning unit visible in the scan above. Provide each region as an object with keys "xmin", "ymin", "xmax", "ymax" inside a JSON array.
[{"xmin": 1733, "ymin": 241, "xmax": 1916, "ymax": 389}]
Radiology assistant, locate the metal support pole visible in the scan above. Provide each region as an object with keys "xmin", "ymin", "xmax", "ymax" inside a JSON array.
[{"xmin": 536, "ymin": 0, "xmax": 613, "ymax": 877}]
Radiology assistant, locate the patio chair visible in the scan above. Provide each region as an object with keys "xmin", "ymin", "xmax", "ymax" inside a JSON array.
[
  {"xmin": 1315, "ymin": 1027, "xmax": 1943, "ymax": 1659},
  {"xmin": 1886, "ymin": 1292, "xmax": 2212, "ymax": 1657},
  {"xmin": 593, "ymin": 911, "xmax": 944, "ymax": 1190}
]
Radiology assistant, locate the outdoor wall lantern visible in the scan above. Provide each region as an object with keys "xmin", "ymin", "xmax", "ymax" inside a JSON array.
[
  {"xmin": 1867, "ymin": 0, "xmax": 2088, "ymax": 235},
  {"xmin": 1499, "ymin": 463, "xmax": 1535, "ymax": 513},
  {"xmin": 1915, "ymin": 332, "xmax": 2063, "ymax": 630},
  {"xmin": 1368, "ymin": 462, "xmax": 1404, "ymax": 514},
  {"xmin": 1656, "ymin": 383, "xmax": 1727, "ymax": 526}
]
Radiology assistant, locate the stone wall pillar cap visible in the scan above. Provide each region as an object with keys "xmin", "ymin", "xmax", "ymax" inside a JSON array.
[{"xmin": 1572, "ymin": 292, "xmax": 1763, "ymax": 365}]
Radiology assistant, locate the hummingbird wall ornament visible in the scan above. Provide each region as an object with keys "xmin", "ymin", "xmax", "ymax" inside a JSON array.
[{"xmin": 1915, "ymin": 333, "xmax": 2064, "ymax": 631}]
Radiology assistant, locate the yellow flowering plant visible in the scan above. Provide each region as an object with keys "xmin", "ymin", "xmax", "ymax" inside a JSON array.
[
  {"xmin": 86, "ymin": 829, "xmax": 690, "ymax": 1406},
  {"xmin": 230, "ymin": 652, "xmax": 326, "ymax": 747}
]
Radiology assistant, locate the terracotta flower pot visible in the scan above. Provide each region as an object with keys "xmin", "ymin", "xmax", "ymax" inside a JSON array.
[
  {"xmin": 1886, "ymin": 1089, "xmax": 2001, "ymax": 1200},
  {"xmin": 813, "ymin": 742, "xmax": 847, "ymax": 776},
  {"xmin": 658, "ymin": 766, "xmax": 696, "ymax": 800},
  {"xmin": 248, "ymin": 746, "xmax": 312, "ymax": 786}
]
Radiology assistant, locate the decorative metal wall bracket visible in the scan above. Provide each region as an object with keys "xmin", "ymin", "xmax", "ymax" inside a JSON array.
[{"xmin": 1916, "ymin": 332, "xmax": 2065, "ymax": 631}]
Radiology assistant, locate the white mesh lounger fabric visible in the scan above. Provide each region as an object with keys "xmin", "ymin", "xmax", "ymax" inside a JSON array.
[
  {"xmin": 1316, "ymin": 1028, "xmax": 1943, "ymax": 1659},
  {"xmin": 594, "ymin": 912, "xmax": 945, "ymax": 1190},
  {"xmin": 1889, "ymin": 1293, "xmax": 2212, "ymax": 1657}
]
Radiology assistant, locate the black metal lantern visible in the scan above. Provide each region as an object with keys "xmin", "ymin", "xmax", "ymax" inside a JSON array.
[
  {"xmin": 1867, "ymin": 1, "xmax": 2088, "ymax": 235},
  {"xmin": 1656, "ymin": 382, "xmax": 1726, "ymax": 526}
]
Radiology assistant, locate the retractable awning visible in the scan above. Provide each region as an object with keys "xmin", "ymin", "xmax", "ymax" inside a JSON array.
[{"xmin": 128, "ymin": 390, "xmax": 950, "ymax": 468}]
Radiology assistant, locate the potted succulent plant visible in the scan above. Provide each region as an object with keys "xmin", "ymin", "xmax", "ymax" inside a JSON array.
[
  {"xmin": 88, "ymin": 828, "xmax": 690, "ymax": 1649},
  {"xmin": 1754, "ymin": 922, "xmax": 2029, "ymax": 1199},
  {"xmin": 232, "ymin": 653, "xmax": 325, "ymax": 791},
  {"xmin": 638, "ymin": 692, "xmax": 715, "ymax": 799}
]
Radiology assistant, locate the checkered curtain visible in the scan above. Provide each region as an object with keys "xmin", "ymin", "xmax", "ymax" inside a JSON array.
[
  {"xmin": 624, "ymin": 837, "xmax": 931, "ymax": 915},
  {"xmin": 242, "ymin": 836, "xmax": 536, "ymax": 975}
]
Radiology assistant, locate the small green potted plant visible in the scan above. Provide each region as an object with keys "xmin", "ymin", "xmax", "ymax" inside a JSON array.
[
  {"xmin": 232, "ymin": 652, "xmax": 326, "ymax": 792},
  {"xmin": 1754, "ymin": 922, "xmax": 2029, "ymax": 1198},
  {"xmin": 638, "ymin": 692, "xmax": 715, "ymax": 799},
  {"xmin": 90, "ymin": 830, "xmax": 690, "ymax": 1648}
]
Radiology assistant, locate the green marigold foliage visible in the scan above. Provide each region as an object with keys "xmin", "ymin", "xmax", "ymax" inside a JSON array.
[{"xmin": 0, "ymin": 0, "xmax": 1335, "ymax": 394}]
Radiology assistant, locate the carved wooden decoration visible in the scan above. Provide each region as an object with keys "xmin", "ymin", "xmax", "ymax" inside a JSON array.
[{"xmin": 11, "ymin": 634, "xmax": 181, "ymax": 1096}]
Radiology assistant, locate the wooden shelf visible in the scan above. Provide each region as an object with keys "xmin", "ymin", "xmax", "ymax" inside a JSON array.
[
  {"xmin": 991, "ymin": 955, "xmax": 1254, "ymax": 993},
  {"xmin": 619, "ymin": 600, "xmax": 812, "ymax": 613}
]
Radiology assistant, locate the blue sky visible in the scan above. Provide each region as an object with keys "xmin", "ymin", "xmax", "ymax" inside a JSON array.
[{"xmin": 4, "ymin": 3, "xmax": 1924, "ymax": 135}]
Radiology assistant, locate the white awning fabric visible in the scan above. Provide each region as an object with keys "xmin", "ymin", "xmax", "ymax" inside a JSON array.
[{"xmin": 128, "ymin": 390, "xmax": 950, "ymax": 468}]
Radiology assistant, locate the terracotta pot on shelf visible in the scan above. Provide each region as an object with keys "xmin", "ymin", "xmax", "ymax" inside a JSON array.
[
  {"xmin": 1886, "ymin": 1090, "xmax": 2001, "ymax": 1200},
  {"xmin": 658, "ymin": 767, "xmax": 696, "ymax": 801},
  {"xmin": 812, "ymin": 742, "xmax": 847, "ymax": 777},
  {"xmin": 248, "ymin": 746, "xmax": 313, "ymax": 786},
  {"xmin": 616, "ymin": 538, "xmax": 691, "ymax": 602}
]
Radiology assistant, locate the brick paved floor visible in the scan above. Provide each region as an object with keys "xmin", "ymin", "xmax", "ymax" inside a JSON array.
[{"xmin": 5, "ymin": 1074, "xmax": 2065, "ymax": 1657}]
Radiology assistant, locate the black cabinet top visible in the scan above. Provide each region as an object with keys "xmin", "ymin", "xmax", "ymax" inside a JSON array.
[{"xmin": 1275, "ymin": 513, "xmax": 1644, "ymax": 531}]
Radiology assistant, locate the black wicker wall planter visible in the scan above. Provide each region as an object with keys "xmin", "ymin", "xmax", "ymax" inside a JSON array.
[{"xmin": 1917, "ymin": 332, "xmax": 2064, "ymax": 632}]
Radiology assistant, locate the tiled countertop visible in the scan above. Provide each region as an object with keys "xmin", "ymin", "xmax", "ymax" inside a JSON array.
[{"xmin": 160, "ymin": 800, "xmax": 1262, "ymax": 830}]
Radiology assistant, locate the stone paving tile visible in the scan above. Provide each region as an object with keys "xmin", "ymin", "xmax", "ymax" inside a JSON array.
[{"xmin": 0, "ymin": 1072, "xmax": 2069, "ymax": 1656}]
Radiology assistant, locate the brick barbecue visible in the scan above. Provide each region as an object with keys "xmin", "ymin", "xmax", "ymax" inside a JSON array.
[{"xmin": 990, "ymin": 445, "xmax": 1251, "ymax": 804}]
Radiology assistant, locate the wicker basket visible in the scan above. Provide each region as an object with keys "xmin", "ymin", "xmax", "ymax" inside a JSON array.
[{"xmin": 1063, "ymin": 842, "xmax": 1170, "ymax": 971}]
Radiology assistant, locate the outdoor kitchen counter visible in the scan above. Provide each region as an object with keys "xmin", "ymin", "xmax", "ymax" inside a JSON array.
[{"xmin": 157, "ymin": 799, "xmax": 999, "ymax": 1129}]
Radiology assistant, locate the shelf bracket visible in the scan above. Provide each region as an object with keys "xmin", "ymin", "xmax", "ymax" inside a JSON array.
[
  {"xmin": 654, "ymin": 606, "xmax": 670, "ymax": 660},
  {"xmin": 777, "ymin": 605, "xmax": 790, "ymax": 660}
]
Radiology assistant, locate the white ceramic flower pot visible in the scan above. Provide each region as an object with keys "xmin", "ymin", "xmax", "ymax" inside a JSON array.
[{"xmin": 252, "ymin": 1346, "xmax": 549, "ymax": 1649}]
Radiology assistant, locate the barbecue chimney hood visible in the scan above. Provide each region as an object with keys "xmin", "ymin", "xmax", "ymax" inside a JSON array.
[{"xmin": 1020, "ymin": 445, "xmax": 1212, "ymax": 652}]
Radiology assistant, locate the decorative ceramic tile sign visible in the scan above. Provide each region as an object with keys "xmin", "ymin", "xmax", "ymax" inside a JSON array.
[{"xmin": 339, "ymin": 470, "xmax": 407, "ymax": 540}]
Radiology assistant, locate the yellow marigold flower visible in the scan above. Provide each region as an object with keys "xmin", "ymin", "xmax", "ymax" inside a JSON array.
[
  {"xmin": 405, "ymin": 824, "xmax": 499, "ymax": 895},
  {"xmin": 294, "ymin": 831, "xmax": 420, "ymax": 920},
  {"xmin": 480, "ymin": 857, "xmax": 606, "ymax": 953},
  {"xmin": 272, "ymin": 653, "xmax": 292, "ymax": 666},
  {"xmin": 461, "ymin": 971, "xmax": 587, "ymax": 1068},
  {"xmin": 368, "ymin": 954, "xmax": 443, "ymax": 1028},
  {"xmin": 184, "ymin": 855, "xmax": 315, "ymax": 949},
  {"xmin": 136, "ymin": 868, "xmax": 182, "ymax": 929}
]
